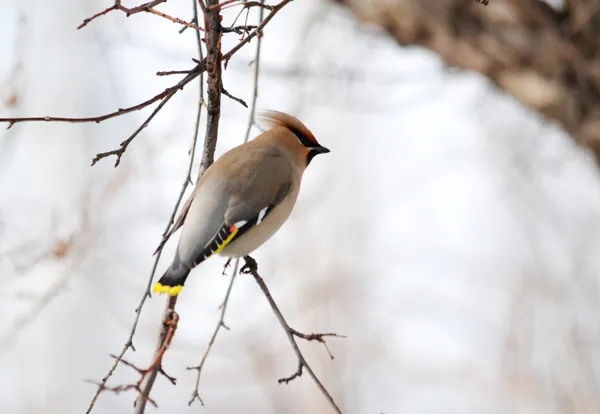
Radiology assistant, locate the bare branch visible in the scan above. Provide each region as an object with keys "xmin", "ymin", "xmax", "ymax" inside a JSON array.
[
  {"xmin": 145, "ymin": 7, "xmax": 205, "ymax": 31},
  {"xmin": 0, "ymin": 67, "xmax": 202, "ymax": 128},
  {"xmin": 223, "ymin": 0, "xmax": 294, "ymax": 67},
  {"xmin": 221, "ymin": 24, "xmax": 257, "ymax": 34},
  {"xmin": 0, "ymin": 0, "xmax": 292, "ymax": 167},
  {"xmin": 243, "ymin": 1, "xmax": 265, "ymax": 143},
  {"xmin": 186, "ymin": 3, "xmax": 265, "ymax": 403},
  {"xmin": 85, "ymin": 313, "xmax": 179, "ymax": 409},
  {"xmin": 77, "ymin": 0, "xmax": 205, "ymax": 32},
  {"xmin": 213, "ymin": 0, "xmax": 276, "ymax": 12},
  {"xmin": 186, "ymin": 259, "xmax": 239, "ymax": 405},
  {"xmin": 221, "ymin": 86, "xmax": 248, "ymax": 107},
  {"xmin": 84, "ymin": 10, "xmax": 207, "ymax": 414},
  {"xmin": 156, "ymin": 69, "xmax": 194, "ymax": 76},
  {"xmin": 133, "ymin": 0, "xmax": 224, "ymax": 412},
  {"xmin": 241, "ymin": 256, "xmax": 345, "ymax": 414}
]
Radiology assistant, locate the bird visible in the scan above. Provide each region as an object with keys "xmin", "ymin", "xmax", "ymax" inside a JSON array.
[{"xmin": 153, "ymin": 110, "xmax": 330, "ymax": 296}]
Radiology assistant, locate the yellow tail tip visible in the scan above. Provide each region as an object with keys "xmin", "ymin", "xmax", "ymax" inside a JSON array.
[{"xmin": 153, "ymin": 283, "xmax": 183, "ymax": 296}]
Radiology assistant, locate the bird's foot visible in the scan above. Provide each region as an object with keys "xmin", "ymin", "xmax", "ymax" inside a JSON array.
[
  {"xmin": 240, "ymin": 255, "xmax": 258, "ymax": 274},
  {"xmin": 221, "ymin": 257, "xmax": 232, "ymax": 276}
]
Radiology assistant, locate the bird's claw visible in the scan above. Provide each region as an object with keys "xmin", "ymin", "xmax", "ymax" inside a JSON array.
[{"xmin": 240, "ymin": 255, "xmax": 258, "ymax": 274}]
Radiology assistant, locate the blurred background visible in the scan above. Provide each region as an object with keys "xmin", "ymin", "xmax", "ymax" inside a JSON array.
[{"xmin": 2, "ymin": 0, "xmax": 600, "ymax": 413}]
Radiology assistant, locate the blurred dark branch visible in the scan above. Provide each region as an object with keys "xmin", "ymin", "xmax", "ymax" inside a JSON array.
[
  {"xmin": 241, "ymin": 256, "xmax": 345, "ymax": 414},
  {"xmin": 333, "ymin": 0, "xmax": 600, "ymax": 162}
]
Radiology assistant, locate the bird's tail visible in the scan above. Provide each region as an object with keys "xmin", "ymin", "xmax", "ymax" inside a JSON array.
[{"xmin": 153, "ymin": 256, "xmax": 191, "ymax": 296}]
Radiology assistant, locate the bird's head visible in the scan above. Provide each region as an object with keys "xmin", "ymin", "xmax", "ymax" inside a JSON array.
[{"xmin": 258, "ymin": 110, "xmax": 330, "ymax": 166}]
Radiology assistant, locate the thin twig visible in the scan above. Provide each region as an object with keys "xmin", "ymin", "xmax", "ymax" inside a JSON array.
[
  {"xmin": 133, "ymin": 0, "xmax": 224, "ymax": 412},
  {"xmin": 156, "ymin": 69, "xmax": 193, "ymax": 76},
  {"xmin": 186, "ymin": 259, "xmax": 239, "ymax": 405},
  {"xmin": 133, "ymin": 2, "xmax": 209, "ymax": 414},
  {"xmin": 241, "ymin": 256, "xmax": 345, "ymax": 414},
  {"xmin": 90, "ymin": 84, "xmax": 177, "ymax": 167},
  {"xmin": 243, "ymin": 1, "xmax": 265, "ymax": 142},
  {"xmin": 222, "ymin": 86, "xmax": 248, "ymax": 107},
  {"xmin": 85, "ymin": 313, "xmax": 179, "ymax": 409},
  {"xmin": 213, "ymin": 0, "xmax": 276, "ymax": 12},
  {"xmin": 0, "ymin": 66, "xmax": 202, "ymax": 128},
  {"xmin": 223, "ymin": 0, "xmax": 293, "ymax": 68},
  {"xmin": 145, "ymin": 7, "xmax": 204, "ymax": 31},
  {"xmin": 0, "ymin": 0, "xmax": 291, "ymax": 143},
  {"xmin": 76, "ymin": 0, "xmax": 202, "ymax": 30},
  {"xmin": 84, "ymin": 13, "xmax": 207, "ymax": 414}
]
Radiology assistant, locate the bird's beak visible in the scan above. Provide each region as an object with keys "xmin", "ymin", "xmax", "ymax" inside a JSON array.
[{"xmin": 315, "ymin": 146, "xmax": 330, "ymax": 154}]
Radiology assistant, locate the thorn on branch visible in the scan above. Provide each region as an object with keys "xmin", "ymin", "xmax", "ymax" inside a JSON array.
[{"xmin": 221, "ymin": 86, "xmax": 248, "ymax": 108}]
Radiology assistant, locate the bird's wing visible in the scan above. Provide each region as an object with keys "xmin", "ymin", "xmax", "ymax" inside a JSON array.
[
  {"xmin": 152, "ymin": 187, "xmax": 198, "ymax": 255},
  {"xmin": 184, "ymin": 150, "xmax": 293, "ymax": 266}
]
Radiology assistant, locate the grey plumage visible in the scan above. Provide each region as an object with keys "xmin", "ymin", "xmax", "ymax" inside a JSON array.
[{"xmin": 154, "ymin": 110, "xmax": 329, "ymax": 296}]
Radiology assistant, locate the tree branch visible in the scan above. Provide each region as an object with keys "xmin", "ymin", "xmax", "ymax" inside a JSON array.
[
  {"xmin": 0, "ymin": 66, "xmax": 202, "ymax": 128},
  {"xmin": 76, "ymin": 0, "xmax": 204, "ymax": 31},
  {"xmin": 240, "ymin": 256, "xmax": 345, "ymax": 414},
  {"xmin": 186, "ymin": 258, "xmax": 237, "ymax": 405},
  {"xmin": 84, "ymin": 4, "xmax": 207, "ymax": 414},
  {"xmin": 186, "ymin": 3, "xmax": 266, "ymax": 404},
  {"xmin": 132, "ymin": 4, "xmax": 221, "ymax": 414},
  {"xmin": 0, "ymin": 0, "xmax": 292, "ymax": 167},
  {"xmin": 335, "ymin": 0, "xmax": 600, "ymax": 162}
]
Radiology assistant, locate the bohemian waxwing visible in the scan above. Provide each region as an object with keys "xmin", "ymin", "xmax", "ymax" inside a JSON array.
[{"xmin": 153, "ymin": 110, "xmax": 330, "ymax": 296}]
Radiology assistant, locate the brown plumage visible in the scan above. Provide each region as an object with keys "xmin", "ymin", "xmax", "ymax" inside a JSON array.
[
  {"xmin": 258, "ymin": 110, "xmax": 320, "ymax": 147},
  {"xmin": 153, "ymin": 110, "xmax": 330, "ymax": 296}
]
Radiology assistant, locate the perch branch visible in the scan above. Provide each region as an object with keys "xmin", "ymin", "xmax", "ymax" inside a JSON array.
[
  {"xmin": 241, "ymin": 256, "xmax": 345, "ymax": 414},
  {"xmin": 133, "ymin": 0, "xmax": 225, "ymax": 412}
]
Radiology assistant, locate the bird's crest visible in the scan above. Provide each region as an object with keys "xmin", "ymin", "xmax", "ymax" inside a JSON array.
[{"xmin": 258, "ymin": 110, "xmax": 319, "ymax": 147}]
